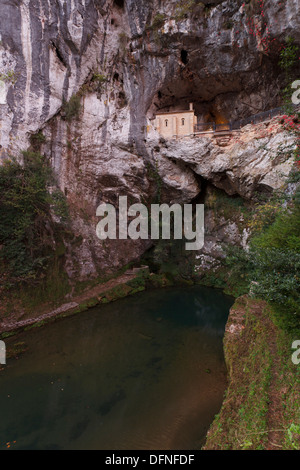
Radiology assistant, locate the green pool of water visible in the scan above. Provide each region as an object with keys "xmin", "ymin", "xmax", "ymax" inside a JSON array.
[{"xmin": 0, "ymin": 286, "xmax": 234, "ymax": 450}]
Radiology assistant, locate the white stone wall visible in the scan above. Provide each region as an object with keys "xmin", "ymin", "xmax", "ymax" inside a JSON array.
[{"xmin": 155, "ymin": 111, "xmax": 196, "ymax": 138}]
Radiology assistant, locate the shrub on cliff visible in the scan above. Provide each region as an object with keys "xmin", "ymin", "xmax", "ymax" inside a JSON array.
[
  {"xmin": 62, "ymin": 94, "xmax": 81, "ymax": 122},
  {"xmin": 251, "ymin": 197, "xmax": 300, "ymax": 252},
  {"xmin": 0, "ymin": 152, "xmax": 68, "ymax": 284},
  {"xmin": 250, "ymin": 248, "xmax": 300, "ymax": 330},
  {"xmin": 224, "ymin": 189, "xmax": 300, "ymax": 331},
  {"xmin": 250, "ymin": 192, "xmax": 300, "ymax": 330}
]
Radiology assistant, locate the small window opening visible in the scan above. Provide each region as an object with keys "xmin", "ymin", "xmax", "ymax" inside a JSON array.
[
  {"xmin": 181, "ymin": 49, "xmax": 188, "ymax": 65},
  {"xmin": 114, "ymin": 0, "xmax": 124, "ymax": 9}
]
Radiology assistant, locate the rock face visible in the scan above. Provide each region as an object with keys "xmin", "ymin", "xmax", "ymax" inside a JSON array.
[
  {"xmin": 147, "ymin": 116, "xmax": 296, "ymax": 199},
  {"xmin": 0, "ymin": 0, "xmax": 299, "ymax": 280}
]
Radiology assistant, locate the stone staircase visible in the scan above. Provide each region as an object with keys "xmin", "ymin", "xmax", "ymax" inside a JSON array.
[{"xmin": 214, "ymin": 131, "xmax": 233, "ymax": 147}]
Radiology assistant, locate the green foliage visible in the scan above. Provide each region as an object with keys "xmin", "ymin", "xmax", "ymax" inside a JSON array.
[
  {"xmin": 62, "ymin": 94, "xmax": 82, "ymax": 122},
  {"xmin": 251, "ymin": 249, "xmax": 300, "ymax": 326},
  {"xmin": 0, "ymin": 152, "xmax": 68, "ymax": 284},
  {"xmin": 78, "ymin": 72, "xmax": 108, "ymax": 96},
  {"xmin": 279, "ymin": 37, "xmax": 299, "ymax": 112},
  {"xmin": 223, "ymin": 81, "xmax": 300, "ymax": 330},
  {"xmin": 126, "ymin": 269, "xmax": 149, "ymax": 290},
  {"xmin": 51, "ymin": 189, "xmax": 69, "ymax": 222},
  {"xmin": 251, "ymin": 203, "xmax": 300, "ymax": 252},
  {"xmin": 286, "ymin": 423, "xmax": 300, "ymax": 450},
  {"xmin": 29, "ymin": 131, "xmax": 46, "ymax": 151},
  {"xmin": 249, "ymin": 199, "xmax": 284, "ymax": 235},
  {"xmin": 150, "ymin": 13, "xmax": 167, "ymax": 30},
  {"xmin": 92, "ymin": 73, "xmax": 107, "ymax": 85},
  {"xmin": 205, "ymin": 297, "xmax": 300, "ymax": 450},
  {"xmin": 174, "ymin": 0, "xmax": 198, "ymax": 20},
  {"xmin": 250, "ymin": 197, "xmax": 300, "ymax": 330},
  {"xmin": 206, "ymin": 188, "xmax": 248, "ymax": 220},
  {"xmin": 18, "ymin": 256, "xmax": 71, "ymax": 309},
  {"xmin": 223, "ymin": 246, "xmax": 256, "ymax": 296},
  {"xmin": 149, "ymin": 236, "xmax": 195, "ymax": 283},
  {"xmin": 279, "ymin": 37, "xmax": 299, "ymax": 72},
  {"xmin": 288, "ymin": 168, "xmax": 300, "ymax": 183},
  {"xmin": 224, "ymin": 199, "xmax": 300, "ymax": 331},
  {"xmin": 0, "ymin": 70, "xmax": 17, "ymax": 84}
]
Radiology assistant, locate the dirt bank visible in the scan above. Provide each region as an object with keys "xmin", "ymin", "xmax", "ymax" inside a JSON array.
[
  {"xmin": 0, "ymin": 268, "xmax": 155, "ymax": 337},
  {"xmin": 204, "ymin": 295, "xmax": 300, "ymax": 450}
]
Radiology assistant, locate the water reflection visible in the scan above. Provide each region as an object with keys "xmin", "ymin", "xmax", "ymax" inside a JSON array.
[{"xmin": 0, "ymin": 286, "xmax": 233, "ymax": 450}]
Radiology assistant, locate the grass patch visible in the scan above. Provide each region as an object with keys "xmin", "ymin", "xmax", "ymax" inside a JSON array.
[
  {"xmin": 206, "ymin": 187, "xmax": 250, "ymax": 223},
  {"xmin": 204, "ymin": 297, "xmax": 300, "ymax": 450},
  {"xmin": 62, "ymin": 94, "xmax": 82, "ymax": 122}
]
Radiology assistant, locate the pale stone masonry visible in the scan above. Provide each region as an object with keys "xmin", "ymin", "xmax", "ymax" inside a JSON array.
[{"xmin": 155, "ymin": 103, "xmax": 197, "ymax": 138}]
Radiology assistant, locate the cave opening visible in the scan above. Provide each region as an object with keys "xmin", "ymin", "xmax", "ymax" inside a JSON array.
[
  {"xmin": 149, "ymin": 63, "xmax": 284, "ymax": 133},
  {"xmin": 148, "ymin": 53, "xmax": 285, "ymax": 129},
  {"xmin": 181, "ymin": 50, "xmax": 188, "ymax": 65},
  {"xmin": 114, "ymin": 0, "xmax": 125, "ymax": 9}
]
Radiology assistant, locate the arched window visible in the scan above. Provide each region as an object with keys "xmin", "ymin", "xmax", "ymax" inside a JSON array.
[
  {"xmin": 165, "ymin": 119, "xmax": 168, "ymax": 127},
  {"xmin": 181, "ymin": 118, "xmax": 185, "ymax": 126}
]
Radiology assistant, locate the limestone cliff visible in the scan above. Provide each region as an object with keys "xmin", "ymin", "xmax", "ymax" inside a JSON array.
[{"xmin": 0, "ymin": 0, "xmax": 299, "ymax": 281}]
